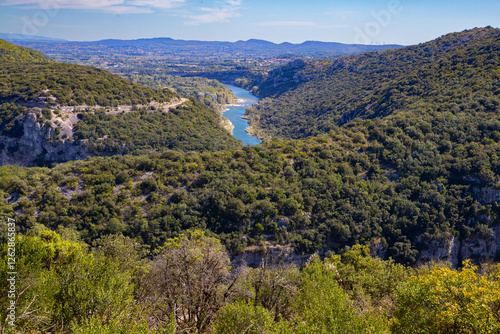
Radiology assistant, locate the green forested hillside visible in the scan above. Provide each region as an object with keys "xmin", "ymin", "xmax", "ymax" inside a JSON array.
[
  {"xmin": 246, "ymin": 27, "xmax": 500, "ymax": 139},
  {"xmin": 0, "ymin": 39, "xmax": 177, "ymax": 107},
  {"xmin": 0, "ymin": 62, "xmax": 178, "ymax": 107},
  {"xmin": 123, "ymin": 73, "xmax": 237, "ymax": 112},
  {"xmin": 1, "ymin": 30, "xmax": 500, "ymax": 263},
  {"xmin": 73, "ymin": 101, "xmax": 242, "ymax": 154}
]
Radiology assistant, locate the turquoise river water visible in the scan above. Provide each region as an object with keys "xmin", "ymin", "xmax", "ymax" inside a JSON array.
[{"xmin": 223, "ymin": 84, "xmax": 262, "ymax": 146}]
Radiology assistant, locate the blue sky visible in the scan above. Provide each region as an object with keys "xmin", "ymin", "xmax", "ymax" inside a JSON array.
[{"xmin": 0, "ymin": 0, "xmax": 499, "ymax": 45}]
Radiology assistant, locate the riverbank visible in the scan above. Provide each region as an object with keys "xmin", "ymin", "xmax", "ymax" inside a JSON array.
[
  {"xmin": 225, "ymin": 98, "xmax": 248, "ymax": 108},
  {"xmin": 220, "ymin": 117, "xmax": 235, "ymax": 135}
]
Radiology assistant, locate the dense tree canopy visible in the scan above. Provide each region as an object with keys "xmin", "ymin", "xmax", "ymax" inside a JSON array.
[
  {"xmin": 2, "ymin": 104, "xmax": 500, "ymax": 264},
  {"xmin": 72, "ymin": 100, "xmax": 242, "ymax": 154},
  {"xmin": 0, "ymin": 61, "xmax": 177, "ymax": 107}
]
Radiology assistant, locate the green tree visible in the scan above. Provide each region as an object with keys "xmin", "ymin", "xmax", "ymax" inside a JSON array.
[
  {"xmin": 329, "ymin": 245, "xmax": 408, "ymax": 316},
  {"xmin": 212, "ymin": 301, "xmax": 274, "ymax": 334},
  {"xmin": 0, "ymin": 228, "xmax": 134, "ymax": 332},
  {"xmin": 285, "ymin": 255, "xmax": 390, "ymax": 334}
]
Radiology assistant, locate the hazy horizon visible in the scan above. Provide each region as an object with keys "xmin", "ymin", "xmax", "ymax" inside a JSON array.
[{"xmin": 0, "ymin": 32, "xmax": 412, "ymax": 45}]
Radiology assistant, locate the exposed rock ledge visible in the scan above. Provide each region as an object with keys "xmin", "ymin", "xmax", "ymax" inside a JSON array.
[
  {"xmin": 417, "ymin": 225, "xmax": 500, "ymax": 267},
  {"xmin": 0, "ymin": 111, "xmax": 87, "ymax": 167},
  {"xmin": 1, "ymin": 97, "xmax": 190, "ymax": 167}
]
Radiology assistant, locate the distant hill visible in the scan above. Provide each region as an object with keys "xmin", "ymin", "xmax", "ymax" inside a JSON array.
[
  {"xmin": 87, "ymin": 37, "xmax": 402, "ymax": 58},
  {"xmin": 245, "ymin": 27, "xmax": 500, "ymax": 139}
]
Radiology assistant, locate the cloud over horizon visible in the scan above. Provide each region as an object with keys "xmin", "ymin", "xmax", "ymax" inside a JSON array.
[
  {"xmin": 185, "ymin": 0, "xmax": 242, "ymax": 25},
  {"xmin": 0, "ymin": 0, "xmax": 243, "ymax": 22},
  {"xmin": 257, "ymin": 21, "xmax": 317, "ymax": 27},
  {"xmin": 0, "ymin": 0, "xmax": 185, "ymax": 14}
]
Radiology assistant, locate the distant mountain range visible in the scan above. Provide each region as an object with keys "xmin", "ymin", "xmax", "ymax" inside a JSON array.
[
  {"xmin": 83, "ymin": 37, "xmax": 402, "ymax": 53},
  {"xmin": 11, "ymin": 35, "xmax": 402, "ymax": 61}
]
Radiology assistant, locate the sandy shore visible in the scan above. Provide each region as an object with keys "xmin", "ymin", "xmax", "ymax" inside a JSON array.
[
  {"xmin": 225, "ymin": 98, "xmax": 248, "ymax": 107},
  {"xmin": 222, "ymin": 98, "xmax": 250, "ymax": 113}
]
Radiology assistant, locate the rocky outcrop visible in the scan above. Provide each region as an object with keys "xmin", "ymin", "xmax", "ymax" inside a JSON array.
[
  {"xmin": 417, "ymin": 234, "xmax": 461, "ymax": 267},
  {"xmin": 474, "ymin": 186, "xmax": 500, "ymax": 204},
  {"xmin": 0, "ymin": 110, "xmax": 88, "ymax": 167},
  {"xmin": 460, "ymin": 226, "xmax": 500, "ymax": 261},
  {"xmin": 232, "ymin": 243, "xmax": 311, "ymax": 268},
  {"xmin": 416, "ymin": 226, "xmax": 500, "ymax": 267},
  {"xmin": 220, "ymin": 117, "xmax": 234, "ymax": 135}
]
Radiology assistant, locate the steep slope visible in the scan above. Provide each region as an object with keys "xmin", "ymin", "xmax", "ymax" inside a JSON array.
[
  {"xmin": 246, "ymin": 27, "xmax": 500, "ymax": 139},
  {"xmin": 0, "ymin": 40, "xmax": 242, "ymax": 166},
  {"xmin": 0, "ymin": 39, "xmax": 49, "ymax": 62}
]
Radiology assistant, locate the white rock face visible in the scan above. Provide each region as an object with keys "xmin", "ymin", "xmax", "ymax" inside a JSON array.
[
  {"xmin": 232, "ymin": 244, "xmax": 311, "ymax": 268},
  {"xmin": 460, "ymin": 225, "xmax": 500, "ymax": 261},
  {"xmin": 417, "ymin": 234, "xmax": 461, "ymax": 267},
  {"xmin": 474, "ymin": 186, "xmax": 500, "ymax": 204},
  {"xmin": 0, "ymin": 111, "xmax": 88, "ymax": 167},
  {"xmin": 417, "ymin": 225, "xmax": 500, "ymax": 267}
]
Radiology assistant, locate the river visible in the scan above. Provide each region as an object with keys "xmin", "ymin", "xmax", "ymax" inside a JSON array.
[{"xmin": 223, "ymin": 84, "xmax": 262, "ymax": 146}]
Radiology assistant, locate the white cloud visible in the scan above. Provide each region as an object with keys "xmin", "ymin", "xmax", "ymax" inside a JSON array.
[
  {"xmin": 186, "ymin": 0, "xmax": 242, "ymax": 25},
  {"xmin": 0, "ymin": 0, "xmax": 185, "ymax": 14},
  {"xmin": 323, "ymin": 24, "xmax": 348, "ymax": 29},
  {"xmin": 98, "ymin": 5, "xmax": 153, "ymax": 14},
  {"xmin": 1, "ymin": 0, "xmax": 242, "ymax": 21},
  {"xmin": 258, "ymin": 21, "xmax": 317, "ymax": 27},
  {"xmin": 2, "ymin": 0, "xmax": 120, "ymax": 7},
  {"xmin": 129, "ymin": 0, "xmax": 184, "ymax": 9}
]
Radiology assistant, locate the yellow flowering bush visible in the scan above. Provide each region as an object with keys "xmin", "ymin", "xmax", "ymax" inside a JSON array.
[{"xmin": 392, "ymin": 260, "xmax": 500, "ymax": 333}]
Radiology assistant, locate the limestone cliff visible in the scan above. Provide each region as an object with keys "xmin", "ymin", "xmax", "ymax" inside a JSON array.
[
  {"xmin": 416, "ymin": 225, "xmax": 500, "ymax": 267},
  {"xmin": 232, "ymin": 242, "xmax": 312, "ymax": 268},
  {"xmin": 474, "ymin": 186, "xmax": 500, "ymax": 205},
  {"xmin": 0, "ymin": 109, "xmax": 87, "ymax": 167}
]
